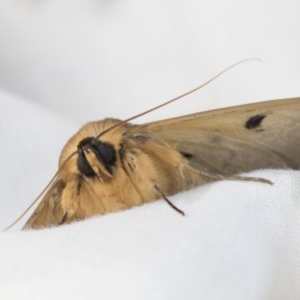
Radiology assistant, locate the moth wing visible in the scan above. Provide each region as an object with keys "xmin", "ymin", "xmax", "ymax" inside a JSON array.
[
  {"xmin": 139, "ymin": 98, "xmax": 300, "ymax": 175},
  {"xmin": 23, "ymin": 180, "xmax": 65, "ymax": 229}
]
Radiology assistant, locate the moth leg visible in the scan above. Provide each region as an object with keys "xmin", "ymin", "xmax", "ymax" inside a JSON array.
[
  {"xmin": 194, "ymin": 170, "xmax": 273, "ymax": 185},
  {"xmin": 154, "ymin": 184, "xmax": 185, "ymax": 216}
]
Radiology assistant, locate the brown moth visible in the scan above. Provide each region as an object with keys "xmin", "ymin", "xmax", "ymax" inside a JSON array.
[{"xmin": 22, "ymin": 97, "xmax": 300, "ymax": 229}]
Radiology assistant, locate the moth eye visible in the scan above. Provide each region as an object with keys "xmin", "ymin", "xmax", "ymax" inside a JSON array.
[
  {"xmin": 77, "ymin": 137, "xmax": 116, "ymax": 177},
  {"xmin": 245, "ymin": 114, "xmax": 266, "ymax": 129},
  {"xmin": 93, "ymin": 141, "xmax": 116, "ymax": 166}
]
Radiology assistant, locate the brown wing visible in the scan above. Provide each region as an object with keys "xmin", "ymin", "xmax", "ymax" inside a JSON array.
[
  {"xmin": 23, "ymin": 180, "xmax": 66, "ymax": 229},
  {"xmin": 138, "ymin": 98, "xmax": 300, "ymax": 176}
]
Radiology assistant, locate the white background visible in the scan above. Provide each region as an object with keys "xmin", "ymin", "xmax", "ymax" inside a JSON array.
[{"xmin": 0, "ymin": 1, "xmax": 299, "ymax": 299}]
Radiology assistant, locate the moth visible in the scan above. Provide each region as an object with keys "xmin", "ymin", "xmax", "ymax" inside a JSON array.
[{"xmin": 21, "ymin": 97, "xmax": 300, "ymax": 229}]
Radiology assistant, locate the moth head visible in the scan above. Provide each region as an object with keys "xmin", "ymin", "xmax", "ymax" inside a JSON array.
[{"xmin": 77, "ymin": 137, "xmax": 116, "ymax": 181}]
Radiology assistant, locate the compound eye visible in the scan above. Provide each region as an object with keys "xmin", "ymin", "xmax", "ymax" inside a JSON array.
[{"xmin": 77, "ymin": 137, "xmax": 116, "ymax": 177}]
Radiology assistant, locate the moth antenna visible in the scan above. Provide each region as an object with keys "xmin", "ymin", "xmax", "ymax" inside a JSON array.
[
  {"xmin": 4, "ymin": 152, "xmax": 77, "ymax": 231},
  {"xmin": 97, "ymin": 57, "xmax": 261, "ymax": 139},
  {"xmin": 4, "ymin": 172, "xmax": 59, "ymax": 231}
]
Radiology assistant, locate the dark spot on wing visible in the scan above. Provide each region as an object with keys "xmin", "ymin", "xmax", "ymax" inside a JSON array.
[
  {"xmin": 245, "ymin": 114, "xmax": 266, "ymax": 129},
  {"xmin": 180, "ymin": 151, "xmax": 193, "ymax": 159},
  {"xmin": 126, "ymin": 134, "xmax": 149, "ymax": 143},
  {"xmin": 119, "ymin": 144, "xmax": 125, "ymax": 158},
  {"xmin": 135, "ymin": 135, "xmax": 148, "ymax": 143},
  {"xmin": 59, "ymin": 213, "xmax": 69, "ymax": 226}
]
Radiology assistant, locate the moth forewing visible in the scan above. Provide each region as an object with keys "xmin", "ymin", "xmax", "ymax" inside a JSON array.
[
  {"xmin": 143, "ymin": 98, "xmax": 300, "ymax": 175},
  {"xmin": 23, "ymin": 180, "xmax": 65, "ymax": 229},
  {"xmin": 23, "ymin": 98, "xmax": 300, "ymax": 229}
]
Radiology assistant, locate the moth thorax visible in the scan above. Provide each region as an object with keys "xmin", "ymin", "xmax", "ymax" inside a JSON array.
[{"xmin": 77, "ymin": 137, "xmax": 116, "ymax": 179}]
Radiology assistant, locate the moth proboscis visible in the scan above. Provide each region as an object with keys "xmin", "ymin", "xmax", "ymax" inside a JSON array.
[{"xmin": 6, "ymin": 59, "xmax": 300, "ymax": 230}]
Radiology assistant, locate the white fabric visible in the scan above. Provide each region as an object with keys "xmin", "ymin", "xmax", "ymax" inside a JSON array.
[{"xmin": 0, "ymin": 1, "xmax": 300, "ymax": 299}]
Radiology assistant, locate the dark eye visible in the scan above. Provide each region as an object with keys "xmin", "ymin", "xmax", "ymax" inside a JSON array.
[
  {"xmin": 77, "ymin": 137, "xmax": 116, "ymax": 177},
  {"xmin": 91, "ymin": 141, "xmax": 116, "ymax": 166}
]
